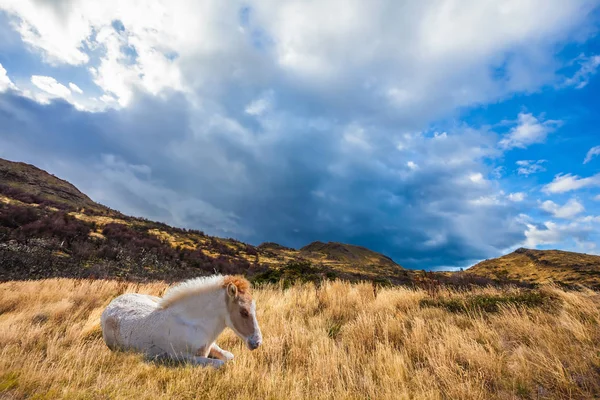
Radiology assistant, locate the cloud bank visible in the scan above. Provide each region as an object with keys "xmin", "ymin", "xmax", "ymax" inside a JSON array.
[{"xmin": 1, "ymin": 0, "xmax": 600, "ymax": 269}]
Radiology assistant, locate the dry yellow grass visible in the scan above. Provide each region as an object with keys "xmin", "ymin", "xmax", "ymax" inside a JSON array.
[
  {"xmin": 146, "ymin": 229, "xmax": 199, "ymax": 251},
  {"xmin": 0, "ymin": 195, "xmax": 33, "ymax": 207},
  {"xmin": 68, "ymin": 212, "xmax": 130, "ymax": 227},
  {"xmin": 1, "ymin": 279, "xmax": 600, "ymax": 399}
]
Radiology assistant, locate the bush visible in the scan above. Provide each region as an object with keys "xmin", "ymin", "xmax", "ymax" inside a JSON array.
[
  {"xmin": 245, "ymin": 244, "xmax": 258, "ymax": 256},
  {"xmin": 102, "ymin": 223, "xmax": 135, "ymax": 243},
  {"xmin": 17, "ymin": 212, "xmax": 91, "ymax": 245},
  {"xmin": 97, "ymin": 244, "xmax": 119, "ymax": 260},
  {"xmin": 0, "ymin": 184, "xmax": 69, "ymax": 210},
  {"xmin": 251, "ymin": 260, "xmax": 326, "ymax": 288},
  {"xmin": 102, "ymin": 223, "xmax": 166, "ymax": 253},
  {"xmin": 209, "ymin": 238, "xmax": 237, "ymax": 256},
  {"xmin": 70, "ymin": 240, "xmax": 96, "ymax": 260},
  {"xmin": 0, "ymin": 204, "xmax": 40, "ymax": 228}
]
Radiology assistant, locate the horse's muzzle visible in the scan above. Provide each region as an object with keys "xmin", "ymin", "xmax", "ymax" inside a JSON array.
[{"xmin": 247, "ymin": 336, "xmax": 262, "ymax": 350}]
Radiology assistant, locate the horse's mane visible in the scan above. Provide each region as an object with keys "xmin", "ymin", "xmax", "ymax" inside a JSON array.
[
  {"xmin": 223, "ymin": 275, "xmax": 251, "ymax": 294},
  {"xmin": 158, "ymin": 274, "xmax": 251, "ymax": 309}
]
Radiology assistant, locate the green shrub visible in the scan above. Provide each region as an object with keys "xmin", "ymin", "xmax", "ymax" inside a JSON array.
[
  {"xmin": 251, "ymin": 260, "xmax": 327, "ymax": 288},
  {"xmin": 420, "ymin": 290, "xmax": 559, "ymax": 313}
]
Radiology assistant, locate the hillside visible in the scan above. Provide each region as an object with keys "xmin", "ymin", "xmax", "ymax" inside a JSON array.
[
  {"xmin": 0, "ymin": 157, "xmax": 408, "ymax": 284},
  {"xmin": 466, "ymin": 247, "xmax": 600, "ymax": 290},
  {"xmin": 255, "ymin": 240, "xmax": 406, "ymax": 282},
  {"xmin": 299, "ymin": 241, "xmax": 402, "ymax": 276},
  {"xmin": 0, "ymin": 158, "xmax": 104, "ymax": 212}
]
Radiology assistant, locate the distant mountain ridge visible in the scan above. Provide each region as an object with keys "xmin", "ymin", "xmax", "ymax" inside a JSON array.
[
  {"xmin": 2, "ymin": 156, "xmax": 600, "ymax": 291},
  {"xmin": 300, "ymin": 241, "xmax": 396, "ymax": 265}
]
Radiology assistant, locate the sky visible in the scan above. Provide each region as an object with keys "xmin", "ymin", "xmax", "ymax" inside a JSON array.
[{"xmin": 0, "ymin": 1, "xmax": 600, "ymax": 271}]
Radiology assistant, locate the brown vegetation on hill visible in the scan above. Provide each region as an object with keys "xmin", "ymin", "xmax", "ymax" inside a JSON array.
[
  {"xmin": 300, "ymin": 241, "xmax": 402, "ymax": 274},
  {"xmin": 466, "ymin": 247, "xmax": 600, "ymax": 290},
  {"xmin": 0, "ymin": 158, "xmax": 103, "ymax": 212}
]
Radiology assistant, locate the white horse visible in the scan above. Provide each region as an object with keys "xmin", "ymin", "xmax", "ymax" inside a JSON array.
[{"xmin": 100, "ymin": 274, "xmax": 262, "ymax": 368}]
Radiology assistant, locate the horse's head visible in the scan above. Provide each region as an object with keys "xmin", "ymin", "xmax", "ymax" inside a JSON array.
[{"xmin": 223, "ymin": 276, "xmax": 262, "ymax": 350}]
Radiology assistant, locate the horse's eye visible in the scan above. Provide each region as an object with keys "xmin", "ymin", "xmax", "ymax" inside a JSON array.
[{"xmin": 240, "ymin": 309, "xmax": 250, "ymax": 318}]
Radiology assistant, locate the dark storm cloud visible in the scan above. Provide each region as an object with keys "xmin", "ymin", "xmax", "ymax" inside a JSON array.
[{"xmin": 0, "ymin": 89, "xmax": 527, "ymax": 269}]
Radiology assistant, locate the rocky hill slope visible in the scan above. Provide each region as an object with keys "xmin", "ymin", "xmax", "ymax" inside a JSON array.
[
  {"xmin": 0, "ymin": 158, "xmax": 103, "ymax": 212},
  {"xmin": 0, "ymin": 158, "xmax": 408, "ymax": 284}
]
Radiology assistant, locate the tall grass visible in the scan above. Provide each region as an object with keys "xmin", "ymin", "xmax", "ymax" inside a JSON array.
[{"xmin": 1, "ymin": 279, "xmax": 599, "ymax": 399}]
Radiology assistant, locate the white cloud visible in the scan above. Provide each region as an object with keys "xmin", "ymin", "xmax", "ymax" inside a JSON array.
[
  {"xmin": 256, "ymin": 0, "xmax": 594, "ymax": 83},
  {"xmin": 539, "ymin": 198, "xmax": 584, "ymax": 219},
  {"xmin": 1, "ymin": 1, "xmax": 188, "ymax": 107},
  {"xmin": 87, "ymin": 24, "xmax": 184, "ymax": 107},
  {"xmin": 491, "ymin": 166, "xmax": 504, "ymax": 179},
  {"xmin": 469, "ymin": 172, "xmax": 485, "ymax": 184},
  {"xmin": 574, "ymin": 240, "xmax": 598, "ymax": 254},
  {"xmin": 342, "ymin": 123, "xmax": 371, "ymax": 151},
  {"xmin": 472, "ymin": 191, "xmax": 527, "ymax": 206},
  {"xmin": 245, "ymin": 91, "xmax": 274, "ymax": 116},
  {"xmin": 470, "ymin": 194, "xmax": 503, "ymax": 206},
  {"xmin": 523, "ymin": 220, "xmax": 592, "ymax": 248},
  {"xmin": 516, "ymin": 159, "xmax": 547, "ymax": 175},
  {"xmin": 543, "ymin": 173, "xmax": 600, "ymax": 194},
  {"xmin": 69, "ymin": 82, "xmax": 84, "ymax": 94},
  {"xmin": 584, "ymin": 145, "xmax": 600, "ymax": 164},
  {"xmin": 594, "ymin": 194, "xmax": 600, "ymax": 201},
  {"xmin": 245, "ymin": 99, "xmax": 269, "ymax": 116},
  {"xmin": 523, "ymin": 221, "xmax": 563, "ymax": 247},
  {"xmin": 0, "ymin": 0, "xmax": 597, "ymax": 116},
  {"xmin": 423, "ymin": 232, "xmax": 448, "ymax": 247},
  {"xmin": 516, "ymin": 213, "xmax": 533, "ymax": 224},
  {"xmin": 99, "ymin": 94, "xmax": 118, "ymax": 104},
  {"xmin": 407, "ymin": 161, "xmax": 418, "ymax": 170},
  {"xmin": 579, "ymin": 215, "xmax": 600, "ymax": 223},
  {"xmin": 562, "ymin": 54, "xmax": 600, "ymax": 89},
  {"xmin": 499, "ymin": 113, "xmax": 561, "ymax": 149},
  {"xmin": 507, "ymin": 192, "xmax": 526, "ymax": 202},
  {"xmin": 0, "ymin": 63, "xmax": 17, "ymax": 92},
  {"xmin": 31, "ymin": 75, "xmax": 71, "ymax": 99},
  {"xmin": 387, "ymin": 88, "xmax": 419, "ymax": 108},
  {"xmin": 3, "ymin": 3, "xmax": 90, "ymax": 65}
]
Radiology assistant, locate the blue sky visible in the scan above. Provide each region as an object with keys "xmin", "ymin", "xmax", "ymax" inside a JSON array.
[{"xmin": 1, "ymin": 1, "xmax": 600, "ymax": 271}]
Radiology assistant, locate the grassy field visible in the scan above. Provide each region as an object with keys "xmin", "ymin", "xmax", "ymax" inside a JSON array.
[{"xmin": 1, "ymin": 279, "xmax": 600, "ymax": 399}]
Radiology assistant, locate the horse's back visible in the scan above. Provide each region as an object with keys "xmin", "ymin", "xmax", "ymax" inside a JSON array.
[{"xmin": 101, "ymin": 293, "xmax": 161, "ymax": 351}]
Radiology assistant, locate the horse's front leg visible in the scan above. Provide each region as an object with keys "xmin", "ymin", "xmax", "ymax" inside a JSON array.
[
  {"xmin": 209, "ymin": 343, "xmax": 235, "ymax": 362},
  {"xmin": 148, "ymin": 352, "xmax": 225, "ymax": 368},
  {"xmin": 189, "ymin": 355, "xmax": 225, "ymax": 368}
]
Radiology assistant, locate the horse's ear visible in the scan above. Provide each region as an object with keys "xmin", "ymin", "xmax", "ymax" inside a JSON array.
[{"xmin": 227, "ymin": 283, "xmax": 238, "ymax": 298}]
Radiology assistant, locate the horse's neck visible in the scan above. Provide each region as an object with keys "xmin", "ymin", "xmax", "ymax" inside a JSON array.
[{"xmin": 168, "ymin": 289, "xmax": 227, "ymax": 330}]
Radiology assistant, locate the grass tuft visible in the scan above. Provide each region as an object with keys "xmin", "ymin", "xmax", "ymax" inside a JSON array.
[{"xmin": 420, "ymin": 289, "xmax": 561, "ymax": 313}]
